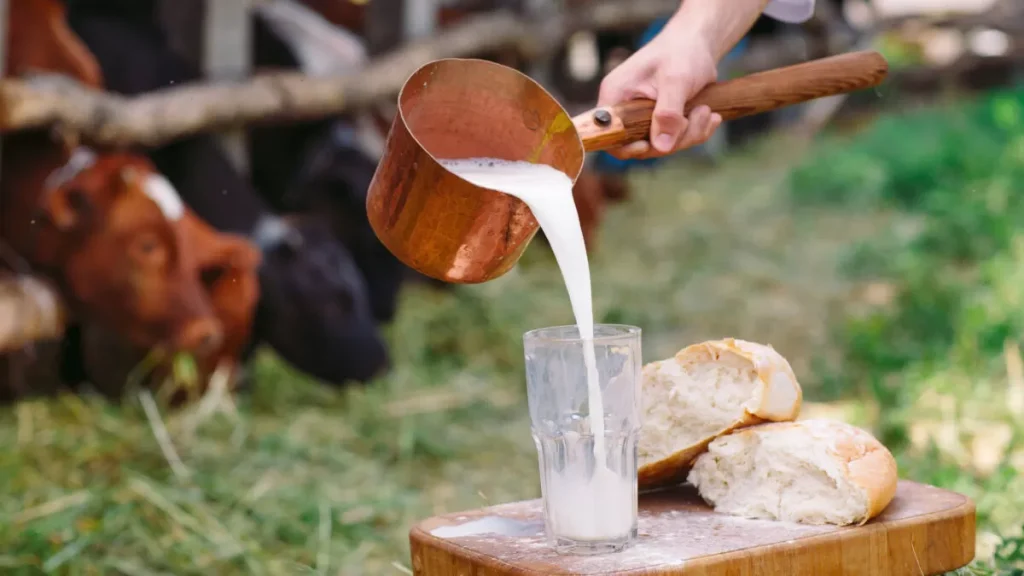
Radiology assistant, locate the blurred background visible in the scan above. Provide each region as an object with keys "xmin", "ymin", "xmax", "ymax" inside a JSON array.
[{"xmin": 0, "ymin": 0, "xmax": 1022, "ymax": 573}]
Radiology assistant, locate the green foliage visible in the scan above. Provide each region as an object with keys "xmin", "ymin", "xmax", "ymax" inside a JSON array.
[
  {"xmin": 950, "ymin": 529, "xmax": 1024, "ymax": 575},
  {"xmin": 790, "ymin": 85, "xmax": 1024, "ymax": 570},
  {"xmin": 791, "ymin": 86, "xmax": 1024, "ymax": 386},
  {"xmin": 873, "ymin": 33, "xmax": 927, "ymax": 69},
  {"xmin": 791, "ymin": 89, "xmax": 1023, "ymax": 209}
]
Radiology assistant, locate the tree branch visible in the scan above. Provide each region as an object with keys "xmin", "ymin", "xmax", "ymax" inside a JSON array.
[{"xmin": 0, "ymin": 0, "xmax": 679, "ymax": 148}]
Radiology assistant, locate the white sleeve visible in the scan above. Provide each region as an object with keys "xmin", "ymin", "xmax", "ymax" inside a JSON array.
[{"xmin": 763, "ymin": 0, "xmax": 816, "ymax": 23}]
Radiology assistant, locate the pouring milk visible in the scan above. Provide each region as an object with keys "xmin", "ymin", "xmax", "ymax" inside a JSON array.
[{"xmin": 440, "ymin": 158, "xmax": 634, "ymax": 541}]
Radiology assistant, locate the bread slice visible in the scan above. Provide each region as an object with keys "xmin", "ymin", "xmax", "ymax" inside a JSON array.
[
  {"xmin": 638, "ymin": 338, "xmax": 802, "ymax": 488},
  {"xmin": 687, "ymin": 419, "xmax": 899, "ymax": 526}
]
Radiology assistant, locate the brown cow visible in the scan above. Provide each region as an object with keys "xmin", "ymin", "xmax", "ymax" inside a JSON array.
[
  {"xmin": 2, "ymin": 0, "xmax": 218, "ymax": 353},
  {"xmin": 67, "ymin": 167, "xmax": 261, "ymax": 402},
  {"xmin": 0, "ymin": 0, "xmax": 261, "ymax": 400},
  {"xmin": 184, "ymin": 211, "xmax": 262, "ymax": 379},
  {"xmin": 34, "ymin": 150, "xmax": 261, "ymax": 354},
  {"xmin": 4, "ymin": 146, "xmax": 263, "ymax": 399}
]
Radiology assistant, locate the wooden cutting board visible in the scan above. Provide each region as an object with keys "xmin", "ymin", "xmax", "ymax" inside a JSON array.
[{"xmin": 409, "ymin": 481, "xmax": 975, "ymax": 575}]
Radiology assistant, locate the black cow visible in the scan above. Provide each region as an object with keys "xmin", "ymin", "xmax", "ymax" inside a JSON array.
[{"xmin": 249, "ymin": 4, "xmax": 418, "ymax": 316}]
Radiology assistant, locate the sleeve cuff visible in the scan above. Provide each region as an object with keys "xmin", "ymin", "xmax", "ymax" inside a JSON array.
[{"xmin": 763, "ymin": 0, "xmax": 816, "ymax": 23}]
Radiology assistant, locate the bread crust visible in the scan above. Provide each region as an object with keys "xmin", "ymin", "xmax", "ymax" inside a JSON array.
[
  {"xmin": 718, "ymin": 338, "xmax": 803, "ymax": 420},
  {"xmin": 700, "ymin": 419, "xmax": 899, "ymax": 524},
  {"xmin": 638, "ymin": 338, "xmax": 802, "ymax": 489},
  {"xmin": 815, "ymin": 419, "xmax": 899, "ymax": 524}
]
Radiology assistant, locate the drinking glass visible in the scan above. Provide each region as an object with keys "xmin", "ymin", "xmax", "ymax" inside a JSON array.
[{"xmin": 523, "ymin": 324, "xmax": 642, "ymax": 555}]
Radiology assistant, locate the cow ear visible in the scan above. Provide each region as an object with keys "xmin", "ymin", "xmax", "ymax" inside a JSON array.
[{"xmin": 41, "ymin": 187, "xmax": 94, "ymax": 231}]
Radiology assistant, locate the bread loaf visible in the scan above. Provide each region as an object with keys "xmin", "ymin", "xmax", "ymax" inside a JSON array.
[
  {"xmin": 638, "ymin": 338, "xmax": 803, "ymax": 488},
  {"xmin": 687, "ymin": 419, "xmax": 899, "ymax": 526}
]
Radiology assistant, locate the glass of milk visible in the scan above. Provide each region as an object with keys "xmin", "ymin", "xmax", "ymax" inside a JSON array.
[{"xmin": 523, "ymin": 324, "xmax": 642, "ymax": 555}]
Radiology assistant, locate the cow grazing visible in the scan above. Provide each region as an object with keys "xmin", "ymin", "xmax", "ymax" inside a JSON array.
[
  {"xmin": 14, "ymin": 148, "xmax": 263, "ymax": 399},
  {"xmin": 32, "ymin": 149, "xmax": 251, "ymax": 355},
  {"xmin": 252, "ymin": 214, "xmax": 388, "ymax": 384},
  {"xmin": 1, "ymin": 0, "xmax": 265, "ymax": 401},
  {"xmin": 66, "ymin": 0, "xmax": 391, "ymax": 386},
  {"xmin": 44, "ymin": 149, "xmax": 265, "ymax": 398},
  {"xmin": 68, "ymin": 214, "xmax": 389, "ymax": 397},
  {"xmin": 42, "ymin": 152, "xmax": 262, "ymax": 401},
  {"xmin": 279, "ymin": 120, "xmax": 408, "ymax": 322}
]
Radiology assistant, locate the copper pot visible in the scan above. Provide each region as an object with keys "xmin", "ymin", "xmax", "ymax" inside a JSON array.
[{"xmin": 366, "ymin": 51, "xmax": 888, "ymax": 284}]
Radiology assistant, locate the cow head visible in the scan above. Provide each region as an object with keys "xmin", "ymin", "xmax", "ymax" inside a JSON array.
[
  {"xmin": 288, "ymin": 121, "xmax": 407, "ymax": 323},
  {"xmin": 34, "ymin": 149, "xmax": 249, "ymax": 356},
  {"xmin": 185, "ymin": 214, "xmax": 263, "ymax": 374},
  {"xmin": 72, "ymin": 211, "xmax": 262, "ymax": 400},
  {"xmin": 252, "ymin": 213, "xmax": 389, "ymax": 385}
]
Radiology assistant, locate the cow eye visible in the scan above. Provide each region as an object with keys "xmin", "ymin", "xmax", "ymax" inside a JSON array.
[
  {"xmin": 138, "ymin": 238, "xmax": 158, "ymax": 254},
  {"xmin": 131, "ymin": 233, "xmax": 166, "ymax": 264},
  {"xmin": 66, "ymin": 188, "xmax": 92, "ymax": 213}
]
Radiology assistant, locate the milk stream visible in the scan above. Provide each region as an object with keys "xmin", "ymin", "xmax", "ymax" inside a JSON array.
[{"xmin": 440, "ymin": 158, "xmax": 633, "ymax": 541}]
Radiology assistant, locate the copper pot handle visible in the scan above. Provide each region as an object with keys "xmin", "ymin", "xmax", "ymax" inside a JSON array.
[{"xmin": 574, "ymin": 50, "xmax": 889, "ymax": 152}]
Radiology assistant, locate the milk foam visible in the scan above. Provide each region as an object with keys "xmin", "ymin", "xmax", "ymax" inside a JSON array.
[{"xmin": 440, "ymin": 158, "xmax": 633, "ymax": 541}]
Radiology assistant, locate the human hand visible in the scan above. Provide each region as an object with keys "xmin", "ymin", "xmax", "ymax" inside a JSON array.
[{"xmin": 597, "ymin": 28, "xmax": 724, "ymax": 160}]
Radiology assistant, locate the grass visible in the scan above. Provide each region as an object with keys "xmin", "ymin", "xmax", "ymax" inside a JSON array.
[{"xmin": 1, "ymin": 87, "xmax": 1022, "ymax": 573}]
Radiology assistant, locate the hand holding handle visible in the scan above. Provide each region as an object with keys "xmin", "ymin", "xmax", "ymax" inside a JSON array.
[{"xmin": 574, "ymin": 50, "xmax": 889, "ymax": 153}]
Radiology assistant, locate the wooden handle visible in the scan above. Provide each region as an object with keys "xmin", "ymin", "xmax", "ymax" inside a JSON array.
[{"xmin": 575, "ymin": 50, "xmax": 889, "ymax": 152}]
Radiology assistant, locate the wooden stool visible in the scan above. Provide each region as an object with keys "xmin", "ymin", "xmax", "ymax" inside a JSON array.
[{"xmin": 409, "ymin": 481, "xmax": 975, "ymax": 575}]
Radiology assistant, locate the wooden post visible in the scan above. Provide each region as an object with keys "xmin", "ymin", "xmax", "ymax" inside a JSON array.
[
  {"xmin": 405, "ymin": 0, "xmax": 438, "ymax": 40},
  {"xmin": 158, "ymin": 0, "xmax": 206, "ymax": 71},
  {"xmin": 0, "ymin": 0, "xmax": 8, "ymax": 78},
  {"xmin": 0, "ymin": 0, "xmax": 8, "ymax": 185},
  {"xmin": 365, "ymin": 0, "xmax": 405, "ymax": 55},
  {"xmin": 522, "ymin": 0, "xmax": 556, "ymax": 90},
  {"xmin": 202, "ymin": 0, "xmax": 253, "ymax": 172}
]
